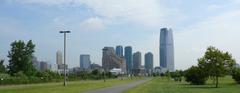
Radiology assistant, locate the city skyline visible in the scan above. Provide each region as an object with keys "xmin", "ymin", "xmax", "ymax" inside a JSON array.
[{"xmin": 1, "ymin": 0, "xmax": 240, "ymax": 70}]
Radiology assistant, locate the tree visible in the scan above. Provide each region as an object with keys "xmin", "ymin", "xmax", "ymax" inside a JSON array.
[
  {"xmin": 7, "ymin": 40, "xmax": 36, "ymax": 76},
  {"xmin": 0, "ymin": 60, "xmax": 6, "ymax": 73},
  {"xmin": 232, "ymin": 68, "xmax": 240, "ymax": 84},
  {"xmin": 198, "ymin": 46, "xmax": 236, "ymax": 88},
  {"xmin": 184, "ymin": 66, "xmax": 208, "ymax": 85}
]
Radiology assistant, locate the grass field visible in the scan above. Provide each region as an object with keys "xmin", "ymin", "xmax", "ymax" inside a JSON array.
[
  {"xmin": 124, "ymin": 76, "xmax": 240, "ymax": 93},
  {"xmin": 0, "ymin": 78, "xmax": 141, "ymax": 93}
]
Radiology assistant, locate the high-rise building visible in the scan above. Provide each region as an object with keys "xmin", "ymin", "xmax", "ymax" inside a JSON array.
[
  {"xmin": 32, "ymin": 56, "xmax": 40, "ymax": 71},
  {"xmin": 80, "ymin": 54, "xmax": 91, "ymax": 70},
  {"xmin": 133, "ymin": 51, "xmax": 141, "ymax": 69},
  {"xmin": 124, "ymin": 46, "xmax": 133, "ymax": 74},
  {"xmin": 159, "ymin": 28, "xmax": 174, "ymax": 72},
  {"xmin": 102, "ymin": 47, "xmax": 126, "ymax": 73},
  {"xmin": 56, "ymin": 51, "xmax": 63, "ymax": 65},
  {"xmin": 116, "ymin": 45, "xmax": 123, "ymax": 57},
  {"xmin": 40, "ymin": 61, "xmax": 48, "ymax": 71},
  {"xmin": 145, "ymin": 52, "xmax": 154, "ymax": 73}
]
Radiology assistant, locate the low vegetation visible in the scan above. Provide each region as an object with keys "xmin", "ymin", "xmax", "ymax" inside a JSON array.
[
  {"xmin": 125, "ymin": 76, "xmax": 240, "ymax": 93},
  {"xmin": 0, "ymin": 77, "xmax": 141, "ymax": 93}
]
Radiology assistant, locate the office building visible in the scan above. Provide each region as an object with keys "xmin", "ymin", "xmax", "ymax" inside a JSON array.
[
  {"xmin": 159, "ymin": 28, "xmax": 174, "ymax": 72},
  {"xmin": 116, "ymin": 45, "xmax": 123, "ymax": 57},
  {"xmin": 133, "ymin": 51, "xmax": 141, "ymax": 69},
  {"xmin": 56, "ymin": 51, "xmax": 63, "ymax": 65},
  {"xmin": 102, "ymin": 47, "xmax": 126, "ymax": 73},
  {"xmin": 145, "ymin": 52, "xmax": 153, "ymax": 73},
  {"xmin": 40, "ymin": 61, "xmax": 48, "ymax": 71},
  {"xmin": 124, "ymin": 46, "xmax": 133, "ymax": 74},
  {"xmin": 80, "ymin": 54, "xmax": 91, "ymax": 70},
  {"xmin": 32, "ymin": 56, "xmax": 40, "ymax": 71}
]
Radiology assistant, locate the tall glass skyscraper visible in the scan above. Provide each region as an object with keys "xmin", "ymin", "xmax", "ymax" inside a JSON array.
[
  {"xmin": 159, "ymin": 28, "xmax": 174, "ymax": 72},
  {"xmin": 124, "ymin": 46, "xmax": 132, "ymax": 74},
  {"xmin": 80, "ymin": 55, "xmax": 91, "ymax": 69},
  {"xmin": 116, "ymin": 45, "xmax": 123, "ymax": 57},
  {"xmin": 133, "ymin": 51, "xmax": 141, "ymax": 69},
  {"xmin": 145, "ymin": 52, "xmax": 153, "ymax": 73}
]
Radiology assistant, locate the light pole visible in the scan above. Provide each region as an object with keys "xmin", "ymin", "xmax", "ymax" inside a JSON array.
[{"xmin": 59, "ymin": 30, "xmax": 71, "ymax": 86}]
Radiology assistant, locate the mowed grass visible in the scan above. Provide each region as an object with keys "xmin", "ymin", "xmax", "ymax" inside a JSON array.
[
  {"xmin": 0, "ymin": 78, "xmax": 141, "ymax": 93},
  {"xmin": 125, "ymin": 76, "xmax": 240, "ymax": 93}
]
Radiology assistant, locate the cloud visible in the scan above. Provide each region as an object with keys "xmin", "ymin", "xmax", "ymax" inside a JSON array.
[
  {"xmin": 5, "ymin": 0, "xmax": 80, "ymax": 6},
  {"xmin": 79, "ymin": 17, "xmax": 105, "ymax": 31},
  {"xmin": 175, "ymin": 10, "xmax": 240, "ymax": 69},
  {"xmin": 6, "ymin": 0, "xmax": 181, "ymax": 27}
]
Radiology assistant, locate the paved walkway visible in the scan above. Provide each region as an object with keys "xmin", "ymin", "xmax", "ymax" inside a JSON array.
[{"xmin": 85, "ymin": 78, "xmax": 151, "ymax": 93}]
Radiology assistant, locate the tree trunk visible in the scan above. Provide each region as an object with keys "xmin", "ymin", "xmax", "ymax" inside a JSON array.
[{"xmin": 216, "ymin": 76, "xmax": 219, "ymax": 88}]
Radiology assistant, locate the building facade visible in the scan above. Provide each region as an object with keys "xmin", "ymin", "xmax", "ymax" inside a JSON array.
[
  {"xmin": 102, "ymin": 47, "xmax": 126, "ymax": 73},
  {"xmin": 124, "ymin": 46, "xmax": 133, "ymax": 74},
  {"xmin": 56, "ymin": 51, "xmax": 63, "ymax": 65},
  {"xmin": 80, "ymin": 54, "xmax": 91, "ymax": 70},
  {"xmin": 32, "ymin": 56, "xmax": 40, "ymax": 71},
  {"xmin": 40, "ymin": 61, "xmax": 48, "ymax": 71},
  {"xmin": 133, "ymin": 51, "xmax": 141, "ymax": 69},
  {"xmin": 145, "ymin": 52, "xmax": 153, "ymax": 73},
  {"xmin": 116, "ymin": 45, "xmax": 123, "ymax": 57},
  {"xmin": 159, "ymin": 28, "xmax": 174, "ymax": 72}
]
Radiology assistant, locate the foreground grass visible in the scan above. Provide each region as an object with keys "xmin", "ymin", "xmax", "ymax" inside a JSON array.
[
  {"xmin": 125, "ymin": 76, "xmax": 240, "ymax": 93},
  {"xmin": 0, "ymin": 78, "xmax": 141, "ymax": 93}
]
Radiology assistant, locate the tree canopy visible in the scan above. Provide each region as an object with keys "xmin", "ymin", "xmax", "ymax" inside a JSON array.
[
  {"xmin": 7, "ymin": 40, "xmax": 36, "ymax": 76},
  {"xmin": 198, "ymin": 46, "xmax": 236, "ymax": 87}
]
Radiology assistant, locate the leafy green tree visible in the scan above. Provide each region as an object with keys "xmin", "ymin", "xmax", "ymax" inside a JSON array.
[
  {"xmin": 0, "ymin": 60, "xmax": 6, "ymax": 73},
  {"xmin": 7, "ymin": 40, "xmax": 37, "ymax": 76},
  {"xmin": 198, "ymin": 46, "xmax": 236, "ymax": 88},
  {"xmin": 184, "ymin": 66, "xmax": 208, "ymax": 85},
  {"xmin": 232, "ymin": 68, "xmax": 240, "ymax": 84}
]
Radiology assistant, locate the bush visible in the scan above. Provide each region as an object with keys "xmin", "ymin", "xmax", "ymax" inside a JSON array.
[
  {"xmin": 170, "ymin": 70, "xmax": 182, "ymax": 82},
  {"xmin": 184, "ymin": 66, "xmax": 208, "ymax": 85},
  {"xmin": 0, "ymin": 71, "xmax": 63, "ymax": 85},
  {"xmin": 232, "ymin": 68, "xmax": 240, "ymax": 84}
]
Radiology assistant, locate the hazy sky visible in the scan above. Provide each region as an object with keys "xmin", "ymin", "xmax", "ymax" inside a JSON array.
[{"xmin": 1, "ymin": 0, "xmax": 240, "ymax": 70}]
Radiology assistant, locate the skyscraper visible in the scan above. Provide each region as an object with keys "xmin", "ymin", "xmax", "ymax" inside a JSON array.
[
  {"xmin": 159, "ymin": 28, "xmax": 174, "ymax": 72},
  {"xmin": 133, "ymin": 51, "xmax": 141, "ymax": 69},
  {"xmin": 125, "ymin": 46, "xmax": 133, "ymax": 74},
  {"xmin": 40, "ymin": 61, "xmax": 48, "ymax": 71},
  {"xmin": 32, "ymin": 56, "xmax": 40, "ymax": 71},
  {"xmin": 116, "ymin": 45, "xmax": 123, "ymax": 57},
  {"xmin": 102, "ymin": 47, "xmax": 126, "ymax": 73},
  {"xmin": 145, "ymin": 52, "xmax": 153, "ymax": 73},
  {"xmin": 80, "ymin": 54, "xmax": 91, "ymax": 70},
  {"xmin": 56, "ymin": 51, "xmax": 63, "ymax": 65}
]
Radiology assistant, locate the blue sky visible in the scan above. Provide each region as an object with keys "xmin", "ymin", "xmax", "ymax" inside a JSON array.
[{"xmin": 1, "ymin": 0, "xmax": 240, "ymax": 70}]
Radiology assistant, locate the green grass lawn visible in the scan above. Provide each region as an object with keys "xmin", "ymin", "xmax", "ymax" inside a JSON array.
[
  {"xmin": 0, "ymin": 78, "xmax": 141, "ymax": 93},
  {"xmin": 125, "ymin": 76, "xmax": 240, "ymax": 93}
]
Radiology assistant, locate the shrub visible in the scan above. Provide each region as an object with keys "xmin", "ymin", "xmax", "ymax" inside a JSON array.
[
  {"xmin": 232, "ymin": 68, "xmax": 240, "ymax": 84},
  {"xmin": 184, "ymin": 66, "xmax": 208, "ymax": 85},
  {"xmin": 170, "ymin": 70, "xmax": 182, "ymax": 82}
]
